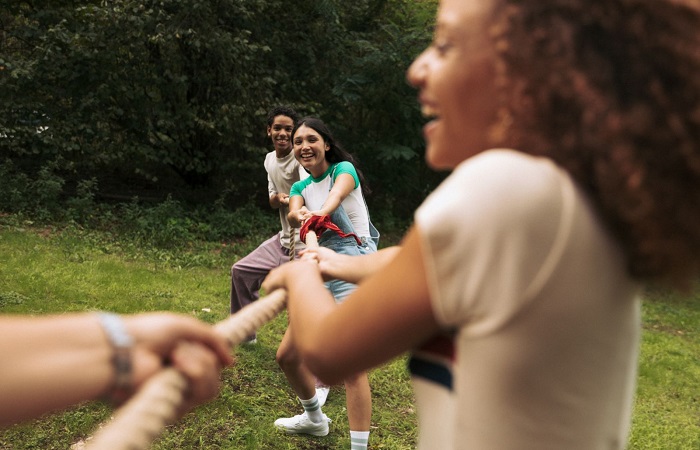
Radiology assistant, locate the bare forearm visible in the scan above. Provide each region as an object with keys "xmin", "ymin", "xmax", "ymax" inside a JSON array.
[
  {"xmin": 0, "ymin": 315, "xmax": 112, "ymax": 427},
  {"xmin": 324, "ymin": 246, "xmax": 401, "ymax": 283},
  {"xmin": 293, "ymin": 229, "xmax": 437, "ymax": 384},
  {"xmin": 318, "ymin": 190, "xmax": 344, "ymax": 217},
  {"xmin": 0, "ymin": 310, "xmax": 232, "ymax": 429}
]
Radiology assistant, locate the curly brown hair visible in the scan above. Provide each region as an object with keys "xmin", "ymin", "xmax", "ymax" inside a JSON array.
[{"xmin": 487, "ymin": 0, "xmax": 700, "ymax": 289}]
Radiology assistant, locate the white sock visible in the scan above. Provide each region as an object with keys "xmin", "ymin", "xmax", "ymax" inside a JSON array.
[
  {"xmin": 350, "ymin": 430, "xmax": 370, "ymax": 449},
  {"xmin": 299, "ymin": 395, "xmax": 323, "ymax": 423}
]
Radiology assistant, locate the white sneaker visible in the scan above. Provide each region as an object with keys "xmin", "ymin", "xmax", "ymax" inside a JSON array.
[
  {"xmin": 274, "ymin": 412, "xmax": 331, "ymax": 436},
  {"xmin": 316, "ymin": 386, "xmax": 330, "ymax": 407}
]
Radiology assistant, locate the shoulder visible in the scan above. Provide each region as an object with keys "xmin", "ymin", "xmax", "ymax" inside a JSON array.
[
  {"xmin": 264, "ymin": 151, "xmax": 278, "ymax": 171},
  {"xmin": 335, "ymin": 161, "xmax": 356, "ymax": 172},
  {"xmin": 291, "ymin": 176, "xmax": 313, "ymax": 197},
  {"xmin": 415, "ymin": 149, "xmax": 579, "ymax": 330},
  {"xmin": 264, "ymin": 151, "xmax": 277, "ymax": 164},
  {"xmin": 415, "ymin": 149, "xmax": 575, "ymax": 271},
  {"xmin": 460, "ymin": 149, "xmax": 563, "ymax": 194},
  {"xmin": 421, "ymin": 149, "xmax": 567, "ymax": 220},
  {"xmin": 333, "ymin": 161, "xmax": 359, "ymax": 186}
]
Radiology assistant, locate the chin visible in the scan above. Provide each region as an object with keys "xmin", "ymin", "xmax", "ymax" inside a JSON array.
[{"xmin": 425, "ymin": 147, "xmax": 457, "ymax": 171}]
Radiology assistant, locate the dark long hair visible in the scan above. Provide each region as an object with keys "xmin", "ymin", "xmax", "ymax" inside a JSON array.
[{"xmin": 293, "ymin": 117, "xmax": 371, "ymax": 195}]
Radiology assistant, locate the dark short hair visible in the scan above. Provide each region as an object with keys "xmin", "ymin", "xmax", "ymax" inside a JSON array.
[{"xmin": 266, "ymin": 106, "xmax": 299, "ymax": 127}]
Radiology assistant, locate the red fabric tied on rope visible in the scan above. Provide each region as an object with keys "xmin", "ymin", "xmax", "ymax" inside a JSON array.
[{"xmin": 300, "ymin": 215, "xmax": 362, "ymax": 245}]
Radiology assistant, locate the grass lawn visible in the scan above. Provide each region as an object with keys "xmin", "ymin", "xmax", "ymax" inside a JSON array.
[{"xmin": 0, "ymin": 220, "xmax": 698, "ymax": 449}]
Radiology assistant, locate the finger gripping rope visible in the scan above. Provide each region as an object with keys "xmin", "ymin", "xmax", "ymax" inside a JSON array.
[{"xmin": 83, "ymin": 288, "xmax": 288, "ymax": 450}]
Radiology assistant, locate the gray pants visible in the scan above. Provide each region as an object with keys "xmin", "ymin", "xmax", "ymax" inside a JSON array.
[{"xmin": 230, "ymin": 234, "xmax": 290, "ymax": 318}]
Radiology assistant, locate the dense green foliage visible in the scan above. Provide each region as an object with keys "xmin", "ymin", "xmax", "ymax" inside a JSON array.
[{"xmin": 0, "ymin": 0, "xmax": 441, "ymax": 221}]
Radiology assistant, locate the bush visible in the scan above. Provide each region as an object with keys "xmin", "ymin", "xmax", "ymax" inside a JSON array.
[{"xmin": 0, "ymin": 159, "xmax": 66, "ymax": 221}]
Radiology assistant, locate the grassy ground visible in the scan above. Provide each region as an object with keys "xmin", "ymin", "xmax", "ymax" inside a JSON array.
[
  {"xmin": 629, "ymin": 287, "xmax": 700, "ymax": 449},
  {"xmin": 0, "ymin": 220, "xmax": 698, "ymax": 449}
]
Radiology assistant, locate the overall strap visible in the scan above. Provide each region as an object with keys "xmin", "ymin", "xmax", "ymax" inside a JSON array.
[{"xmin": 328, "ymin": 162, "xmax": 380, "ymax": 247}]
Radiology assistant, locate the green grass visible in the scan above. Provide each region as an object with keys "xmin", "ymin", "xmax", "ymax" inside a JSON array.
[
  {"xmin": 0, "ymin": 221, "xmax": 698, "ymax": 449},
  {"xmin": 629, "ymin": 288, "xmax": 700, "ymax": 449},
  {"xmin": 0, "ymin": 220, "xmax": 415, "ymax": 450}
]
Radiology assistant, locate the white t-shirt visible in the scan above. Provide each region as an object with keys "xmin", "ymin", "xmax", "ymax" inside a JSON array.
[
  {"xmin": 290, "ymin": 161, "xmax": 370, "ymax": 237},
  {"xmin": 412, "ymin": 149, "xmax": 641, "ymax": 449},
  {"xmin": 264, "ymin": 150, "xmax": 307, "ymax": 250}
]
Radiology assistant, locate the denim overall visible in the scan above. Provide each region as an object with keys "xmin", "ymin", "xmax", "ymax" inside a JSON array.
[{"xmin": 317, "ymin": 168, "xmax": 380, "ymax": 302}]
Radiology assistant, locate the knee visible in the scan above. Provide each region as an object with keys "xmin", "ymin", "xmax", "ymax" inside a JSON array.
[
  {"xmin": 276, "ymin": 346, "xmax": 302, "ymax": 371},
  {"xmin": 344, "ymin": 371, "xmax": 368, "ymax": 388},
  {"xmin": 231, "ymin": 261, "xmax": 243, "ymax": 279}
]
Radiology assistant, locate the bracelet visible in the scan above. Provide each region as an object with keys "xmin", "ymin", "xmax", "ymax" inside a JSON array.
[{"xmin": 97, "ymin": 312, "xmax": 134, "ymax": 404}]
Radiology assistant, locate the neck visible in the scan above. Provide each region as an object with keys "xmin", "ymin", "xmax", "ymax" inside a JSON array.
[
  {"xmin": 275, "ymin": 146, "xmax": 292, "ymax": 158},
  {"xmin": 310, "ymin": 161, "xmax": 331, "ymax": 178}
]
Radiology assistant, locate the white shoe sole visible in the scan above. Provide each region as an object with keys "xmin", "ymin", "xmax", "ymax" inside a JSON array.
[{"xmin": 274, "ymin": 415, "xmax": 331, "ymax": 437}]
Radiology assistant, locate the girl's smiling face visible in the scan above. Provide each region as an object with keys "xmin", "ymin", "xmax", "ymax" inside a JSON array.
[
  {"xmin": 407, "ymin": 0, "xmax": 499, "ymax": 170},
  {"xmin": 293, "ymin": 124, "xmax": 330, "ymax": 177}
]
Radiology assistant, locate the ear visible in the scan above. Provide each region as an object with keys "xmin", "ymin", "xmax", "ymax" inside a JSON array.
[{"xmin": 267, "ymin": 126, "xmax": 272, "ymax": 136}]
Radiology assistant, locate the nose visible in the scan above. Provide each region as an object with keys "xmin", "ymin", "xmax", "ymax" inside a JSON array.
[
  {"xmin": 295, "ymin": 139, "xmax": 309, "ymax": 151},
  {"xmin": 407, "ymin": 49, "xmax": 429, "ymax": 88}
]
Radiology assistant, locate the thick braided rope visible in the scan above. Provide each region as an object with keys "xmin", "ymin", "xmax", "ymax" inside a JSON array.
[
  {"xmin": 289, "ymin": 226, "xmax": 296, "ymax": 262},
  {"xmin": 83, "ymin": 288, "xmax": 288, "ymax": 450}
]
